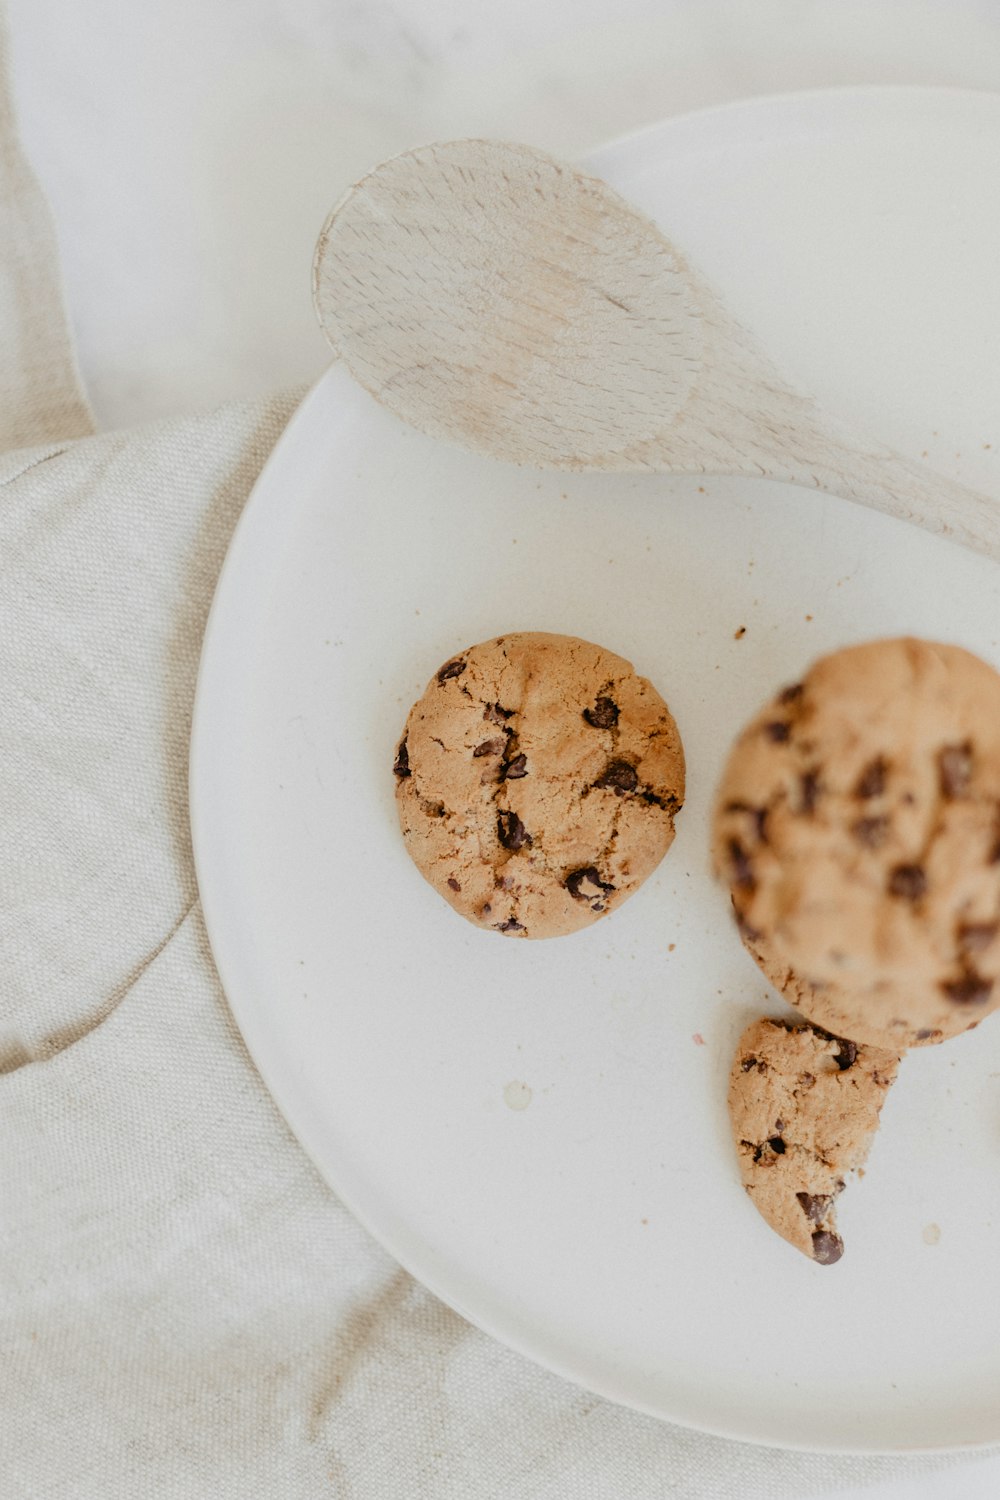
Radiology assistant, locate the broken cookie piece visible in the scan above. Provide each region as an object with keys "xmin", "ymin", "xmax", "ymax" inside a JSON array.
[{"xmin": 728, "ymin": 1016, "xmax": 900, "ymax": 1264}]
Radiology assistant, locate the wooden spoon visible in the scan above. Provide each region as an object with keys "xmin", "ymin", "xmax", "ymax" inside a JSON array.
[{"xmin": 313, "ymin": 139, "xmax": 998, "ymax": 558}]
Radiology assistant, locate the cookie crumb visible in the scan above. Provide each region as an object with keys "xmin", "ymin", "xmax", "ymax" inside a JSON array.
[
  {"xmin": 922, "ymin": 1223, "xmax": 941, "ymax": 1246},
  {"xmin": 734, "ymin": 626, "xmax": 746, "ymax": 640},
  {"xmin": 503, "ymin": 1081, "xmax": 532, "ymax": 1112},
  {"xmin": 692, "ymin": 1032, "xmax": 705, "ymax": 1046}
]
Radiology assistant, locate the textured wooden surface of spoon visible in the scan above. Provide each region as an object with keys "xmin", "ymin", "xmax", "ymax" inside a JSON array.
[
  {"xmin": 314, "ymin": 138, "xmax": 1000, "ymax": 559},
  {"xmin": 313, "ymin": 139, "xmax": 705, "ymax": 466}
]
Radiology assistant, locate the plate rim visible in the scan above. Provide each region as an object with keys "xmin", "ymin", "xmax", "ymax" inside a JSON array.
[{"xmin": 190, "ymin": 85, "xmax": 1000, "ymax": 1456}]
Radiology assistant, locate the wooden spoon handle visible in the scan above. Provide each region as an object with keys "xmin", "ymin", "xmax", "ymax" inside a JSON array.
[
  {"xmin": 756, "ymin": 441, "xmax": 1000, "ymax": 561},
  {"xmin": 617, "ymin": 286, "xmax": 1000, "ymax": 560}
]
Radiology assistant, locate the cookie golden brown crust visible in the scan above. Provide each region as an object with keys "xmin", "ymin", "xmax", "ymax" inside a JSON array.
[
  {"xmin": 394, "ymin": 632, "xmax": 684, "ymax": 938},
  {"xmin": 714, "ymin": 638, "xmax": 1000, "ymax": 1048},
  {"xmin": 729, "ymin": 1017, "xmax": 900, "ymax": 1264}
]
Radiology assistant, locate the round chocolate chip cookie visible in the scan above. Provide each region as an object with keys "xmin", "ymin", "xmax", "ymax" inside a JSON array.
[
  {"xmin": 394, "ymin": 632, "xmax": 684, "ymax": 938},
  {"xmin": 728, "ymin": 1016, "xmax": 900, "ymax": 1265},
  {"xmin": 714, "ymin": 638, "xmax": 1000, "ymax": 1049}
]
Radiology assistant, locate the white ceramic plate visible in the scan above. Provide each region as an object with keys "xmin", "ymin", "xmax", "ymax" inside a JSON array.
[{"xmin": 191, "ymin": 89, "xmax": 1000, "ymax": 1452}]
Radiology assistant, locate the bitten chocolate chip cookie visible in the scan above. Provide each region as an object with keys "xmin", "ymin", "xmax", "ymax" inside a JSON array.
[
  {"xmin": 729, "ymin": 1017, "xmax": 900, "ymax": 1264},
  {"xmin": 394, "ymin": 632, "xmax": 684, "ymax": 938},
  {"xmin": 714, "ymin": 638, "xmax": 1000, "ymax": 1049}
]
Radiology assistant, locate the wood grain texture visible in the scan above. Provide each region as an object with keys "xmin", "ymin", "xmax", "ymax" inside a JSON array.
[{"xmin": 314, "ymin": 139, "xmax": 1000, "ymax": 559}]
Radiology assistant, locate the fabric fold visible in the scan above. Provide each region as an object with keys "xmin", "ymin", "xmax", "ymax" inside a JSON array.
[{"xmin": 0, "ymin": 393, "xmax": 301, "ymax": 1064}]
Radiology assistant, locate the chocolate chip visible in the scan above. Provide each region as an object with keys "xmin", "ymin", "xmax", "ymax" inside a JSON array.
[
  {"xmin": 855, "ymin": 757, "xmax": 887, "ymax": 799},
  {"xmin": 393, "ymin": 739, "xmax": 411, "ymax": 778},
  {"xmin": 800, "ymin": 770, "xmax": 820, "ymax": 814},
  {"xmin": 497, "ymin": 810, "xmax": 531, "ymax": 851},
  {"xmin": 942, "ymin": 973, "xmax": 994, "ymax": 1005},
  {"xmin": 447, "ymin": 877, "xmax": 461, "ymax": 892},
  {"xmin": 595, "ymin": 760, "xmax": 639, "ymax": 794},
  {"xmin": 502, "ymin": 753, "xmax": 528, "ymax": 780},
  {"xmin": 811, "ymin": 1230, "xmax": 844, "ymax": 1265},
  {"xmin": 915, "ymin": 1028, "xmax": 941, "ymax": 1041},
  {"xmin": 889, "ymin": 863, "xmax": 926, "ymax": 901},
  {"xmin": 834, "ymin": 1039, "xmax": 858, "ymax": 1071},
  {"xmin": 495, "ymin": 917, "xmax": 525, "ymax": 933},
  {"xmin": 727, "ymin": 839, "xmax": 755, "ymax": 890},
  {"xmin": 641, "ymin": 788, "xmax": 680, "ymax": 813},
  {"xmin": 565, "ymin": 866, "xmax": 615, "ymax": 904},
  {"xmin": 583, "ymin": 696, "xmax": 619, "ymax": 729},
  {"xmin": 738, "ymin": 1057, "xmax": 767, "ymax": 1077},
  {"xmin": 437, "ymin": 659, "xmax": 466, "ymax": 682},
  {"xmin": 939, "ymin": 742, "xmax": 973, "ymax": 798},
  {"xmin": 751, "ymin": 1135, "xmax": 787, "ymax": 1165},
  {"xmin": 959, "ymin": 922, "xmax": 998, "ymax": 956},
  {"xmin": 796, "ymin": 1192, "xmax": 832, "ymax": 1223},
  {"xmin": 474, "ymin": 738, "xmax": 504, "ymax": 757},
  {"xmin": 852, "ymin": 815, "xmax": 889, "ymax": 848},
  {"xmin": 779, "ymin": 683, "xmax": 804, "ymax": 705},
  {"xmin": 725, "ymin": 801, "xmax": 769, "ymax": 843},
  {"xmin": 765, "ymin": 721, "xmax": 790, "ymax": 742},
  {"xmin": 484, "ymin": 702, "xmax": 514, "ymax": 724},
  {"xmin": 774, "ymin": 1119, "xmax": 785, "ymax": 1132}
]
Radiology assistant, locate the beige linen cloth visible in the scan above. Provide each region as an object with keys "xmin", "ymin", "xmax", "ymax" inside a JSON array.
[{"xmin": 0, "ymin": 14, "xmax": 995, "ymax": 1497}]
